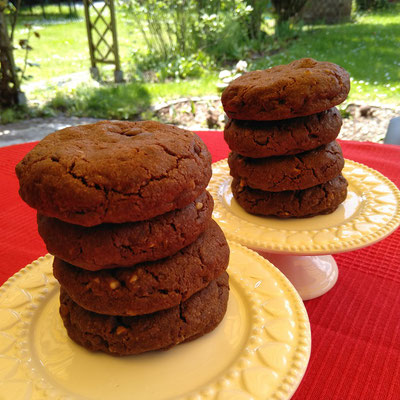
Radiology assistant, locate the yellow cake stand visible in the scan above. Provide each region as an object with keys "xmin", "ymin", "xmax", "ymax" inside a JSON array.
[
  {"xmin": 0, "ymin": 245, "xmax": 311, "ymax": 400},
  {"xmin": 208, "ymin": 159, "xmax": 400, "ymax": 300}
]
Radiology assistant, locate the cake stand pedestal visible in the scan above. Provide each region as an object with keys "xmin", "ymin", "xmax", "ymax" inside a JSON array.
[
  {"xmin": 208, "ymin": 159, "xmax": 400, "ymax": 301},
  {"xmin": 254, "ymin": 252, "xmax": 338, "ymax": 300}
]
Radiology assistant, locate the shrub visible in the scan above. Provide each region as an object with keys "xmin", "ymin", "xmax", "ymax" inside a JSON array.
[
  {"xmin": 119, "ymin": 0, "xmax": 271, "ymax": 81},
  {"xmin": 355, "ymin": 0, "xmax": 389, "ymax": 11},
  {"xmin": 131, "ymin": 50, "xmax": 214, "ymax": 81},
  {"xmin": 48, "ymin": 83, "xmax": 152, "ymax": 120}
]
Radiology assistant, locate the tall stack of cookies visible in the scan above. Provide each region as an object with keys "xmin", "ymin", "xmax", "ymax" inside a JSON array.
[
  {"xmin": 221, "ymin": 58, "xmax": 351, "ymax": 218},
  {"xmin": 16, "ymin": 120, "xmax": 230, "ymax": 356}
]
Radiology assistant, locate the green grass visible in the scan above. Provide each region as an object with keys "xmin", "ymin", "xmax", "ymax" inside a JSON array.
[
  {"xmin": 47, "ymin": 83, "xmax": 152, "ymax": 120},
  {"xmin": 12, "ymin": 5, "xmax": 143, "ymax": 83},
  {"xmin": 252, "ymin": 8, "xmax": 400, "ymax": 105},
  {"xmin": 4, "ymin": 3, "xmax": 400, "ymax": 123},
  {"xmin": 144, "ymin": 74, "xmax": 219, "ymax": 101},
  {"xmin": 13, "ymin": 8, "xmax": 89, "ymax": 81},
  {"xmin": 44, "ymin": 74, "xmax": 219, "ymax": 120}
]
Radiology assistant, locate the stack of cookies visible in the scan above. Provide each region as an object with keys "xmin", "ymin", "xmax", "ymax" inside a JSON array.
[
  {"xmin": 221, "ymin": 58, "xmax": 351, "ymax": 218},
  {"xmin": 16, "ymin": 120, "xmax": 230, "ymax": 356}
]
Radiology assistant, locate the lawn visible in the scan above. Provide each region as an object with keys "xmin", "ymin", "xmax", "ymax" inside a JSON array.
[
  {"xmin": 12, "ymin": 5, "xmax": 137, "ymax": 82},
  {"xmin": 253, "ymin": 9, "xmax": 400, "ymax": 105},
  {"xmin": 6, "ymin": 2, "xmax": 400, "ymax": 122}
]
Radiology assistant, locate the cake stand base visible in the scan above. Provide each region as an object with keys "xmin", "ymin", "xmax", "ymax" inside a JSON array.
[
  {"xmin": 254, "ymin": 251, "xmax": 339, "ymax": 301},
  {"xmin": 209, "ymin": 159, "xmax": 400, "ymax": 301}
]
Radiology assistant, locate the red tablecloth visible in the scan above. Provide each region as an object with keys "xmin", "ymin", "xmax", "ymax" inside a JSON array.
[{"xmin": 1, "ymin": 133, "xmax": 400, "ymax": 400}]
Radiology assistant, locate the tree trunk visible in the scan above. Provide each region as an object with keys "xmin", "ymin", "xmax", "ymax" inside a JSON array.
[
  {"xmin": 0, "ymin": 11, "xmax": 20, "ymax": 108},
  {"xmin": 299, "ymin": 0, "xmax": 352, "ymax": 24},
  {"xmin": 272, "ymin": 0, "xmax": 308, "ymax": 23},
  {"xmin": 271, "ymin": 0, "xmax": 308, "ymax": 35},
  {"xmin": 247, "ymin": 0, "xmax": 268, "ymax": 39}
]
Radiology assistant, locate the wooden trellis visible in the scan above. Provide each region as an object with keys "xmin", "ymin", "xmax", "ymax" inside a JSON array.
[{"xmin": 83, "ymin": 0, "xmax": 123, "ymax": 83}]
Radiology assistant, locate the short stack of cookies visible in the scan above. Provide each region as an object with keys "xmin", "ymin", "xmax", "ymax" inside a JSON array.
[
  {"xmin": 16, "ymin": 120, "xmax": 230, "ymax": 356},
  {"xmin": 221, "ymin": 58, "xmax": 351, "ymax": 218}
]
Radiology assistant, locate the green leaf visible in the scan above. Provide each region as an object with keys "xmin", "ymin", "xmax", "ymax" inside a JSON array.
[{"xmin": 0, "ymin": 0, "xmax": 8, "ymax": 11}]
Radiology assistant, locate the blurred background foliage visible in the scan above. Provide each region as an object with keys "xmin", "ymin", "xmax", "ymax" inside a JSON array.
[
  {"xmin": 119, "ymin": 0, "xmax": 270, "ymax": 81},
  {"xmin": 0, "ymin": 0, "xmax": 399, "ymax": 123}
]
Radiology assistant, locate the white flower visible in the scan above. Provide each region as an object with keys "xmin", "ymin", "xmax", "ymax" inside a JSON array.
[
  {"xmin": 219, "ymin": 70, "xmax": 231, "ymax": 79},
  {"xmin": 235, "ymin": 60, "xmax": 248, "ymax": 72}
]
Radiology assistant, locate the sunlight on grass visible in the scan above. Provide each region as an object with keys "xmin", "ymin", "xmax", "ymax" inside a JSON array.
[
  {"xmin": 13, "ymin": 5, "xmax": 143, "ymax": 83},
  {"xmin": 8, "ymin": 2, "xmax": 400, "ymax": 121},
  {"xmin": 252, "ymin": 8, "xmax": 400, "ymax": 105},
  {"xmin": 144, "ymin": 75, "xmax": 220, "ymax": 102},
  {"xmin": 47, "ymin": 82, "xmax": 152, "ymax": 120},
  {"xmin": 42, "ymin": 76, "xmax": 219, "ymax": 121}
]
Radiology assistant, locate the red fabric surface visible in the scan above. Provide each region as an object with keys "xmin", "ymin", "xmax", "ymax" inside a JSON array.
[{"xmin": 1, "ymin": 133, "xmax": 400, "ymax": 399}]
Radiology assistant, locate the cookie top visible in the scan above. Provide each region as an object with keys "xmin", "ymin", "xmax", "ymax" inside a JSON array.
[
  {"xmin": 224, "ymin": 107, "xmax": 342, "ymax": 158},
  {"xmin": 38, "ymin": 191, "xmax": 213, "ymax": 271},
  {"xmin": 228, "ymin": 141, "xmax": 344, "ymax": 192},
  {"xmin": 221, "ymin": 58, "xmax": 350, "ymax": 121},
  {"xmin": 16, "ymin": 120, "xmax": 212, "ymax": 226},
  {"xmin": 59, "ymin": 272, "xmax": 229, "ymax": 356},
  {"xmin": 232, "ymin": 174, "xmax": 348, "ymax": 218},
  {"xmin": 53, "ymin": 220, "xmax": 230, "ymax": 316}
]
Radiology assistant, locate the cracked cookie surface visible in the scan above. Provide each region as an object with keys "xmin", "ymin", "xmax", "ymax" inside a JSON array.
[
  {"xmin": 15, "ymin": 120, "xmax": 212, "ymax": 226},
  {"xmin": 231, "ymin": 174, "xmax": 348, "ymax": 218},
  {"xmin": 221, "ymin": 58, "xmax": 350, "ymax": 121},
  {"xmin": 59, "ymin": 272, "xmax": 229, "ymax": 356},
  {"xmin": 38, "ymin": 191, "xmax": 213, "ymax": 271},
  {"xmin": 53, "ymin": 220, "xmax": 230, "ymax": 316},
  {"xmin": 224, "ymin": 107, "xmax": 342, "ymax": 158},
  {"xmin": 228, "ymin": 141, "xmax": 344, "ymax": 192}
]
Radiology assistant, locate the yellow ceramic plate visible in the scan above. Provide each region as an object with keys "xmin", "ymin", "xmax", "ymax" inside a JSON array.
[
  {"xmin": 208, "ymin": 159, "xmax": 400, "ymax": 255},
  {"xmin": 0, "ymin": 244, "xmax": 310, "ymax": 400}
]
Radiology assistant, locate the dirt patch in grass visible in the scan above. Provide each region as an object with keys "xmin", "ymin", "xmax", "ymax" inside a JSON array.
[
  {"xmin": 155, "ymin": 98, "xmax": 399, "ymax": 143},
  {"xmin": 1, "ymin": 99, "xmax": 398, "ymax": 147}
]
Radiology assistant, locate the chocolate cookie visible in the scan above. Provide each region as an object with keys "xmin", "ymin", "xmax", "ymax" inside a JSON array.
[
  {"xmin": 221, "ymin": 58, "xmax": 350, "ymax": 121},
  {"xmin": 53, "ymin": 220, "xmax": 230, "ymax": 316},
  {"xmin": 59, "ymin": 272, "xmax": 229, "ymax": 356},
  {"xmin": 38, "ymin": 191, "xmax": 213, "ymax": 271},
  {"xmin": 228, "ymin": 141, "xmax": 344, "ymax": 192},
  {"xmin": 16, "ymin": 120, "xmax": 212, "ymax": 227},
  {"xmin": 231, "ymin": 174, "xmax": 348, "ymax": 218},
  {"xmin": 224, "ymin": 108, "xmax": 342, "ymax": 158}
]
